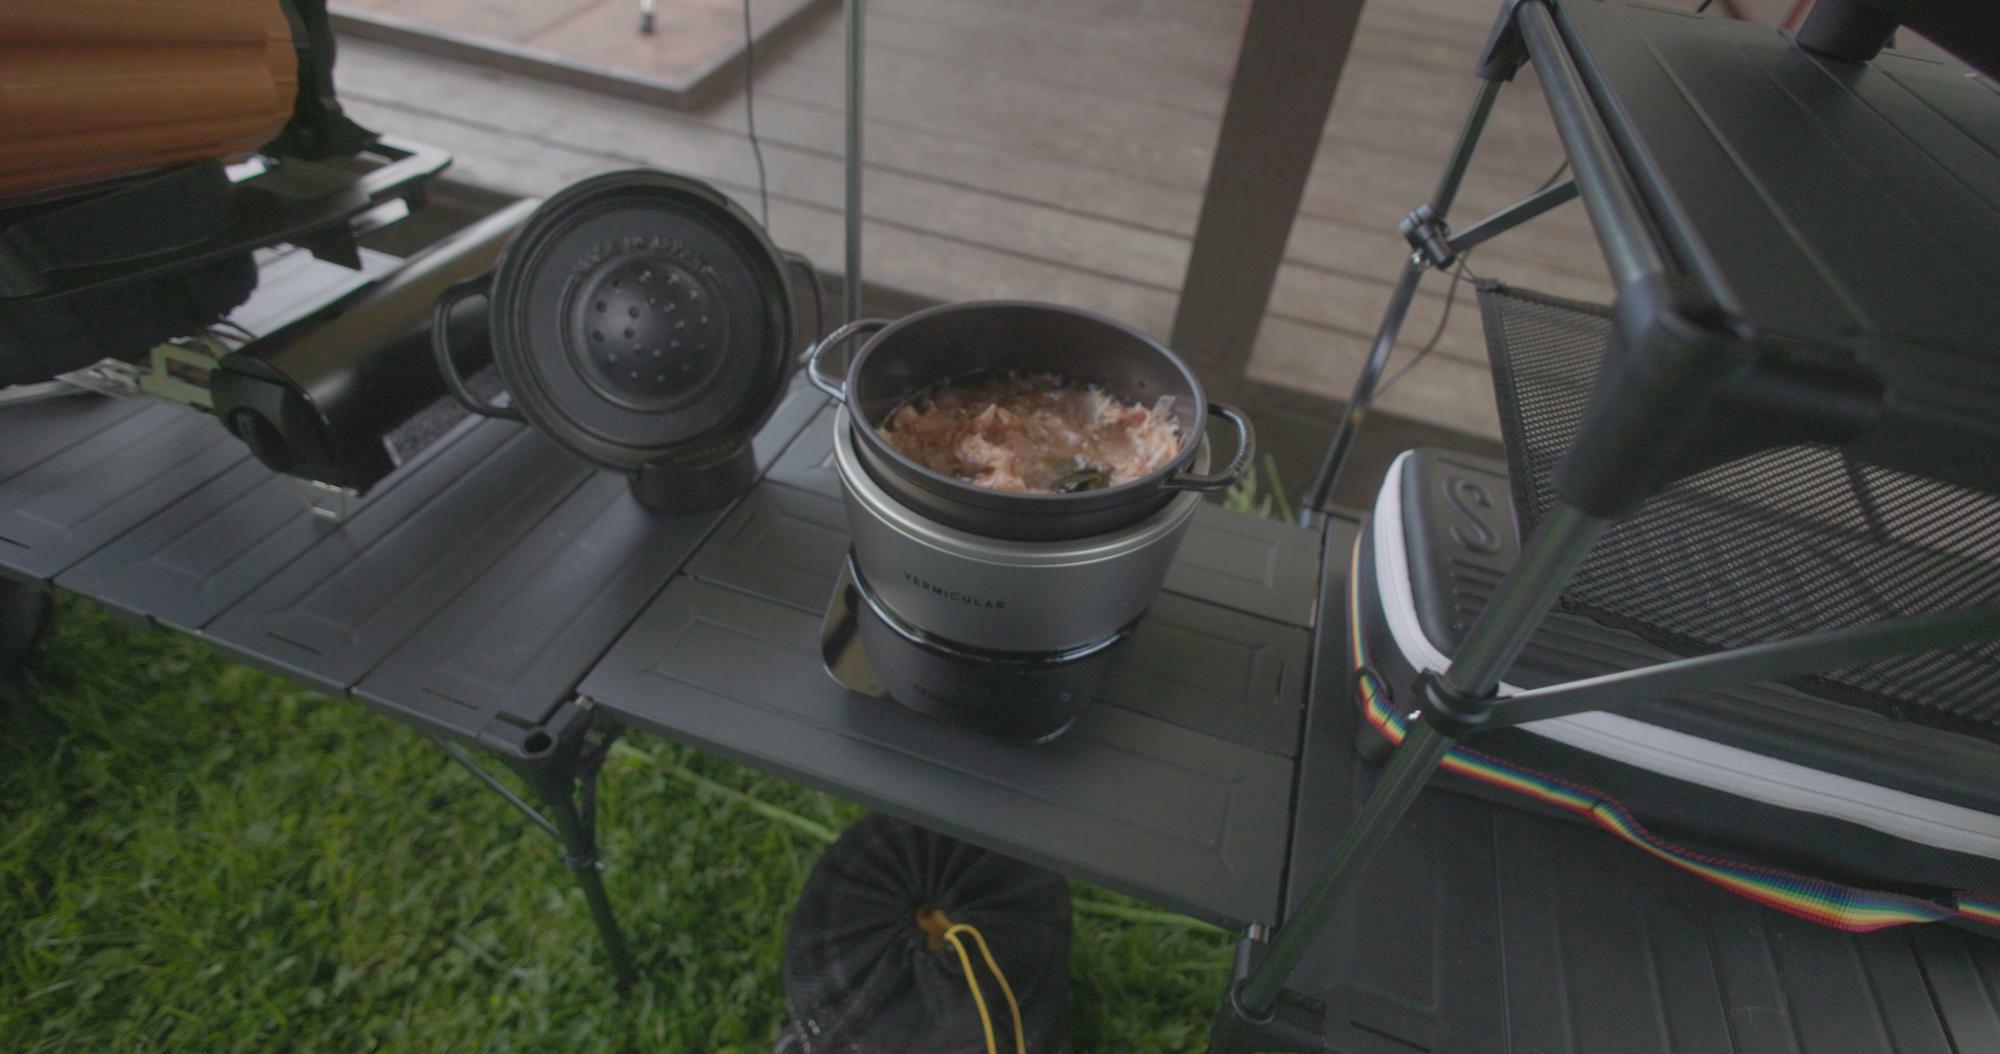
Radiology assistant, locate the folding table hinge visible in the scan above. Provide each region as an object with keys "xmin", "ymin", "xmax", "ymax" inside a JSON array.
[{"xmin": 1400, "ymin": 204, "xmax": 1457, "ymax": 271}]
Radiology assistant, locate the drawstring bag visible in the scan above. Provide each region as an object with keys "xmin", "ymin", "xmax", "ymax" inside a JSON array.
[{"xmin": 783, "ymin": 813, "xmax": 1071, "ymax": 1053}]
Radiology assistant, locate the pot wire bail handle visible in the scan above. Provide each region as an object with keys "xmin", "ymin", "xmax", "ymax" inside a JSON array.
[
  {"xmin": 430, "ymin": 272, "xmax": 522, "ymax": 422},
  {"xmin": 1164, "ymin": 401, "xmax": 1257, "ymax": 493},
  {"xmin": 804, "ymin": 317, "xmax": 891, "ymax": 401}
]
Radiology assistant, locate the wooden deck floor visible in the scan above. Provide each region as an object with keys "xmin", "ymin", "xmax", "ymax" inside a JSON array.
[
  {"xmin": 331, "ymin": 0, "xmax": 827, "ymax": 104},
  {"xmin": 335, "ymin": 0, "xmax": 1618, "ymax": 443}
]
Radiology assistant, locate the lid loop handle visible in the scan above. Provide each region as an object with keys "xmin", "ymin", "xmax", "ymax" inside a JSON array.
[{"xmin": 431, "ymin": 272, "xmax": 522, "ymax": 422}]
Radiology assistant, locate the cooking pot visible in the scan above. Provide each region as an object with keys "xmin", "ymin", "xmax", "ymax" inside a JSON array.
[{"xmin": 805, "ymin": 301, "xmax": 1253, "ymax": 541}]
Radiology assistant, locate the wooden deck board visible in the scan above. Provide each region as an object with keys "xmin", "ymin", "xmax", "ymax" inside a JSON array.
[
  {"xmin": 334, "ymin": 0, "xmax": 820, "ymax": 99},
  {"xmin": 336, "ymin": 0, "xmax": 1629, "ymax": 440},
  {"xmin": 338, "ymin": 50, "xmax": 1524, "ymax": 373},
  {"xmin": 763, "ymin": 15, "xmax": 1583, "ymax": 199}
]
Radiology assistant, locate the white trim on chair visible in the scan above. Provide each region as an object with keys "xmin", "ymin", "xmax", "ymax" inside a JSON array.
[{"xmin": 1369, "ymin": 451, "xmax": 2000, "ymax": 861}]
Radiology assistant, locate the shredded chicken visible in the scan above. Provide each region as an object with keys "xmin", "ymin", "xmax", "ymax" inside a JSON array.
[{"xmin": 876, "ymin": 372, "xmax": 1181, "ymax": 493}]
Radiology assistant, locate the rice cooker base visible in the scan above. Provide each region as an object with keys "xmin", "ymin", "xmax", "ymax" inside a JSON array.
[{"xmin": 833, "ymin": 410, "xmax": 1204, "ymax": 655}]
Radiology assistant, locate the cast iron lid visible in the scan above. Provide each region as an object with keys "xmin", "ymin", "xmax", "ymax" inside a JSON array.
[{"xmin": 488, "ymin": 169, "xmax": 794, "ymax": 470}]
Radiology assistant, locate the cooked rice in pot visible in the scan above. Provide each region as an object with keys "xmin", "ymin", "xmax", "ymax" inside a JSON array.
[{"xmin": 876, "ymin": 371, "xmax": 1181, "ymax": 493}]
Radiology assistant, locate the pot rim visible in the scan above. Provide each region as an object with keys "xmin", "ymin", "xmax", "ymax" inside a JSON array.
[
  {"xmin": 841, "ymin": 299, "xmax": 1207, "ymax": 511},
  {"xmin": 833, "ymin": 408, "xmax": 1206, "ymax": 566}
]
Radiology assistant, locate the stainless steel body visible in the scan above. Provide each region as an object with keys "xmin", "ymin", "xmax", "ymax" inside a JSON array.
[{"xmin": 833, "ymin": 409, "xmax": 1205, "ymax": 653}]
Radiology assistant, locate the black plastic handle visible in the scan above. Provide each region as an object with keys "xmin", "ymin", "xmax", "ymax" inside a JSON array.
[
  {"xmin": 1163, "ymin": 401, "xmax": 1256, "ymax": 493},
  {"xmin": 430, "ymin": 272, "xmax": 520, "ymax": 422}
]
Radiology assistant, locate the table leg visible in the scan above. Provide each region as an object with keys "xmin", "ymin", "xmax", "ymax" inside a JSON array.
[
  {"xmin": 473, "ymin": 704, "xmax": 639, "ymax": 992},
  {"xmin": 1208, "ymin": 933, "xmax": 1322, "ymax": 1053},
  {"xmin": 0, "ymin": 577, "xmax": 50, "ymax": 675},
  {"xmin": 521, "ymin": 734, "xmax": 638, "ymax": 993}
]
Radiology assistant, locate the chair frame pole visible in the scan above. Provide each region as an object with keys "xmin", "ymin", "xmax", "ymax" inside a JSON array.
[{"xmin": 1235, "ymin": 503, "xmax": 1606, "ymax": 1018}]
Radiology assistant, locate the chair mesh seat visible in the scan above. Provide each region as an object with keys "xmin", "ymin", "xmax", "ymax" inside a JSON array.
[{"xmin": 1479, "ymin": 283, "xmax": 2000, "ymax": 736}]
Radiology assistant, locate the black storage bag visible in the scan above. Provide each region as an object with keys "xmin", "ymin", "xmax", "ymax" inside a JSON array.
[{"xmin": 783, "ymin": 813, "xmax": 1070, "ymax": 1053}]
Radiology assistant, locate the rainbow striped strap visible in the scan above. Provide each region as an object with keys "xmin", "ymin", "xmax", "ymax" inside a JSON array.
[{"xmin": 1344, "ymin": 536, "xmax": 1999, "ymax": 933}]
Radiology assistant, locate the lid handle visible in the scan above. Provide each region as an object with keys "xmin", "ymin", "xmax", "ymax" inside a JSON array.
[
  {"xmin": 431, "ymin": 273, "xmax": 521, "ymax": 422},
  {"xmin": 783, "ymin": 252, "xmax": 827, "ymax": 350}
]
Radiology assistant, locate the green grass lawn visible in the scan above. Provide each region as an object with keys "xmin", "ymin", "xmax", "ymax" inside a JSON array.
[{"xmin": 1, "ymin": 598, "xmax": 1235, "ymax": 1053}]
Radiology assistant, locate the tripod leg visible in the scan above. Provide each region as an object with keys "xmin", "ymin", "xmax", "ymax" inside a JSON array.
[
  {"xmin": 1301, "ymin": 255, "xmax": 1425, "ymax": 523},
  {"xmin": 1234, "ymin": 720, "xmax": 1451, "ymax": 1018},
  {"xmin": 1299, "ymin": 79, "xmax": 1503, "ymax": 523},
  {"xmin": 1231, "ymin": 503, "xmax": 1606, "ymax": 1018}
]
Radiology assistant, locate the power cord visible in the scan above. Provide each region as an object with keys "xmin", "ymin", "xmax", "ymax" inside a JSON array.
[
  {"xmin": 742, "ymin": 0, "xmax": 771, "ymax": 227},
  {"xmin": 1376, "ymin": 160, "xmax": 1567, "ymax": 398},
  {"xmin": 1377, "ymin": 253, "xmax": 1478, "ymax": 398},
  {"xmin": 1536, "ymin": 160, "xmax": 1571, "ymax": 193}
]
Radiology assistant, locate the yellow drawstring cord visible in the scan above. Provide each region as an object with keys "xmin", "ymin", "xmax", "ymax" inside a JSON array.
[
  {"xmin": 921, "ymin": 908, "xmax": 1027, "ymax": 1054},
  {"xmin": 946, "ymin": 923, "xmax": 1024, "ymax": 1054},
  {"xmin": 941, "ymin": 928, "xmax": 1000, "ymax": 1054}
]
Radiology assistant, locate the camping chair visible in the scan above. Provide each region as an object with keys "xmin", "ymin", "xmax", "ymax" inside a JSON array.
[{"xmin": 1214, "ymin": 1, "xmax": 2000, "ymax": 1049}]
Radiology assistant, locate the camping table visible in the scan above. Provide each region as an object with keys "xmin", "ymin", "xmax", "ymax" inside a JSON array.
[
  {"xmin": 8, "ymin": 388, "xmax": 2000, "ymax": 1050},
  {"xmin": 0, "ymin": 376, "xmax": 1316, "ymax": 980}
]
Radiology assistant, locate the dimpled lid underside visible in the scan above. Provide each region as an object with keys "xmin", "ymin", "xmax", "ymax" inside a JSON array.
[{"xmin": 572, "ymin": 251, "xmax": 729, "ymax": 412}]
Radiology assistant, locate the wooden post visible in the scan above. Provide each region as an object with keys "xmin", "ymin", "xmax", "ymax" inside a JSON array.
[{"xmin": 1170, "ymin": 0, "xmax": 1365, "ymax": 397}]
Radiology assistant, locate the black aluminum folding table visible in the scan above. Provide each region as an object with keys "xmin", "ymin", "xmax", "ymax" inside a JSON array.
[
  {"xmin": 10, "ymin": 375, "xmax": 2000, "ymax": 1051},
  {"xmin": 1, "ymin": 376, "xmax": 1316, "ymax": 966}
]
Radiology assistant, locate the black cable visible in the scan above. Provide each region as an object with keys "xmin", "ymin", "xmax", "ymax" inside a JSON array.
[
  {"xmin": 1375, "ymin": 158, "xmax": 1560, "ymax": 398},
  {"xmin": 1377, "ymin": 254, "xmax": 1472, "ymax": 398},
  {"xmin": 743, "ymin": 0, "xmax": 771, "ymax": 228},
  {"xmin": 1695, "ymin": 0, "xmax": 1715, "ymax": 11},
  {"xmin": 1536, "ymin": 160, "xmax": 1570, "ymax": 192}
]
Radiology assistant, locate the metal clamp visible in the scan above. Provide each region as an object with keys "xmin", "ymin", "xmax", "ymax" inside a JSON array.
[
  {"xmin": 1401, "ymin": 203, "xmax": 1456, "ymax": 270},
  {"xmin": 803, "ymin": 317, "xmax": 891, "ymax": 401}
]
